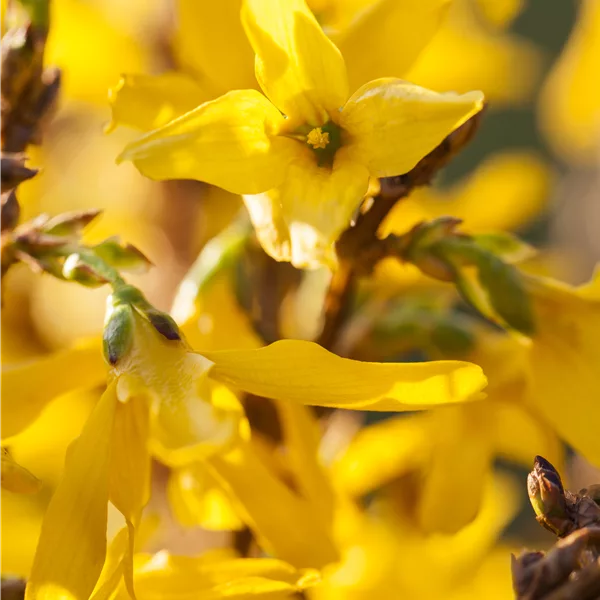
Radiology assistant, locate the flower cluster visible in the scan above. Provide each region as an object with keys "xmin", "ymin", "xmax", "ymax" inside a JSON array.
[{"xmin": 2, "ymin": 0, "xmax": 600, "ymax": 599}]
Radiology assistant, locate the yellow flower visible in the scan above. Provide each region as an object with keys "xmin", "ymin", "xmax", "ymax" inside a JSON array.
[
  {"xmin": 118, "ymin": 0, "xmax": 483, "ymax": 268},
  {"xmin": 105, "ymin": 531, "xmax": 320, "ymax": 600},
  {"xmin": 313, "ymin": 473, "xmax": 518, "ymax": 600},
  {"xmin": 406, "ymin": 0, "xmax": 541, "ymax": 107},
  {"xmin": 27, "ymin": 284, "xmax": 486, "ymax": 599},
  {"xmin": 538, "ymin": 0, "xmax": 600, "ymax": 164},
  {"xmin": 332, "ymin": 329, "xmax": 563, "ymax": 534},
  {"xmin": 523, "ymin": 269, "xmax": 600, "ymax": 466},
  {"xmin": 108, "ymin": 0, "xmax": 453, "ymax": 133}
]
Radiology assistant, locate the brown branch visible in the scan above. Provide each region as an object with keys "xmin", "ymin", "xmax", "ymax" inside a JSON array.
[{"xmin": 316, "ymin": 110, "xmax": 485, "ymax": 352}]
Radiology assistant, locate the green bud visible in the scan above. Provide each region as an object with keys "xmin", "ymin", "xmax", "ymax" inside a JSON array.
[
  {"xmin": 477, "ymin": 253, "xmax": 534, "ymax": 334},
  {"xmin": 103, "ymin": 302, "xmax": 135, "ymax": 365},
  {"xmin": 62, "ymin": 253, "xmax": 109, "ymax": 287},
  {"xmin": 93, "ymin": 238, "xmax": 152, "ymax": 274}
]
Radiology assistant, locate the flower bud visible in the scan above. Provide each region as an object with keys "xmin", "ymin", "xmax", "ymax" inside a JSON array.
[
  {"xmin": 103, "ymin": 301, "xmax": 135, "ymax": 365},
  {"xmin": 527, "ymin": 455, "xmax": 569, "ymax": 536},
  {"xmin": 1, "ymin": 153, "xmax": 39, "ymax": 193}
]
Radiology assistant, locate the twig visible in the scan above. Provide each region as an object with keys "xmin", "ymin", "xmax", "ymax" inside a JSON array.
[{"xmin": 317, "ymin": 110, "xmax": 485, "ymax": 352}]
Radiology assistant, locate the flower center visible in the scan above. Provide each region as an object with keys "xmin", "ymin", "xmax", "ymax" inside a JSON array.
[
  {"xmin": 307, "ymin": 127, "xmax": 330, "ymax": 149},
  {"xmin": 303, "ymin": 121, "xmax": 343, "ymax": 168}
]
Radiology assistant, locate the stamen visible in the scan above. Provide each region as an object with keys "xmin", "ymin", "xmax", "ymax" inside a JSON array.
[{"xmin": 306, "ymin": 127, "xmax": 330, "ymax": 149}]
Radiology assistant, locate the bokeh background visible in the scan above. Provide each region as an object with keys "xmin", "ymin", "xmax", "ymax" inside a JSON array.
[{"xmin": 2, "ymin": 0, "xmax": 600, "ymax": 596}]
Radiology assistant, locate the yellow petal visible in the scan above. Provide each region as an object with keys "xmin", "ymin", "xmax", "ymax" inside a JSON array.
[
  {"xmin": 90, "ymin": 527, "xmax": 128, "ymax": 600},
  {"xmin": 275, "ymin": 400, "xmax": 335, "ymax": 527},
  {"xmin": 406, "ymin": 2, "xmax": 541, "ymax": 107},
  {"xmin": 524, "ymin": 273, "xmax": 600, "ymax": 466},
  {"xmin": 109, "ymin": 395, "xmax": 151, "ymax": 599},
  {"xmin": 47, "ymin": 0, "xmax": 147, "ymax": 105},
  {"xmin": 417, "ymin": 404, "xmax": 494, "ymax": 534},
  {"xmin": 244, "ymin": 149, "xmax": 370, "ymax": 268},
  {"xmin": 1, "ymin": 447, "xmax": 41, "ymax": 494},
  {"xmin": 174, "ymin": 0, "xmax": 256, "ymax": 94},
  {"xmin": 26, "ymin": 383, "xmax": 118, "ymax": 600},
  {"xmin": 205, "ymin": 340, "xmax": 487, "ymax": 411},
  {"xmin": 127, "ymin": 552, "xmax": 320, "ymax": 599},
  {"xmin": 381, "ymin": 151, "xmax": 551, "ymax": 236},
  {"xmin": 118, "ymin": 90, "xmax": 297, "ymax": 195},
  {"xmin": 538, "ymin": 0, "xmax": 600, "ymax": 163},
  {"xmin": 206, "ymin": 442, "xmax": 339, "ymax": 568},
  {"xmin": 114, "ymin": 314, "xmax": 243, "ymax": 465},
  {"xmin": 167, "ymin": 465, "xmax": 244, "ymax": 531},
  {"xmin": 340, "ymin": 79, "xmax": 484, "ymax": 178},
  {"xmin": 333, "ymin": 0, "xmax": 451, "ymax": 90},
  {"xmin": 242, "ymin": 0, "xmax": 348, "ymax": 125},
  {"xmin": 2, "ymin": 339, "xmax": 106, "ymax": 440},
  {"xmin": 107, "ymin": 72, "xmax": 211, "ymax": 133},
  {"xmin": 491, "ymin": 400, "xmax": 564, "ymax": 472},
  {"xmin": 332, "ymin": 413, "xmax": 432, "ymax": 497}
]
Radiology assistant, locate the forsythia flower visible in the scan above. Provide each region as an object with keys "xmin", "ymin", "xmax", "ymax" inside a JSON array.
[
  {"xmin": 333, "ymin": 330, "xmax": 563, "ymax": 534},
  {"xmin": 405, "ymin": 0, "xmax": 541, "ymax": 107},
  {"xmin": 523, "ymin": 269, "xmax": 600, "ymax": 466},
  {"xmin": 26, "ymin": 284, "xmax": 486, "ymax": 600},
  {"xmin": 538, "ymin": 0, "xmax": 600, "ymax": 163},
  {"xmin": 118, "ymin": 0, "xmax": 483, "ymax": 268}
]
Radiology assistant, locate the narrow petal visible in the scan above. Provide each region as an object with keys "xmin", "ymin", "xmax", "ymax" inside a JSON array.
[
  {"xmin": 109, "ymin": 395, "xmax": 151, "ymax": 599},
  {"xmin": 244, "ymin": 149, "xmax": 370, "ymax": 268},
  {"xmin": 118, "ymin": 90, "xmax": 298, "ymax": 195},
  {"xmin": 205, "ymin": 442, "xmax": 339, "ymax": 568},
  {"xmin": 174, "ymin": 0, "xmax": 256, "ymax": 94},
  {"xmin": 89, "ymin": 528, "xmax": 128, "ymax": 600},
  {"xmin": 332, "ymin": 413, "xmax": 432, "ymax": 497},
  {"xmin": 2, "ymin": 340, "xmax": 106, "ymax": 440},
  {"xmin": 129, "ymin": 552, "xmax": 320, "ymax": 599},
  {"xmin": 167, "ymin": 465, "xmax": 244, "ymax": 531},
  {"xmin": 26, "ymin": 383, "xmax": 118, "ymax": 600},
  {"xmin": 204, "ymin": 340, "xmax": 487, "ymax": 411},
  {"xmin": 242, "ymin": 0, "xmax": 348, "ymax": 125},
  {"xmin": 340, "ymin": 78, "xmax": 484, "ymax": 178},
  {"xmin": 333, "ymin": 0, "xmax": 451, "ymax": 90},
  {"xmin": 275, "ymin": 400, "xmax": 335, "ymax": 527},
  {"xmin": 417, "ymin": 404, "xmax": 493, "ymax": 534},
  {"xmin": 107, "ymin": 72, "xmax": 211, "ymax": 133},
  {"xmin": 1, "ymin": 448, "xmax": 41, "ymax": 494}
]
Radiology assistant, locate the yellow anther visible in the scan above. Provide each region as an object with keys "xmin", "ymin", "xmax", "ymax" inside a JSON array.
[{"xmin": 306, "ymin": 127, "xmax": 330, "ymax": 149}]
